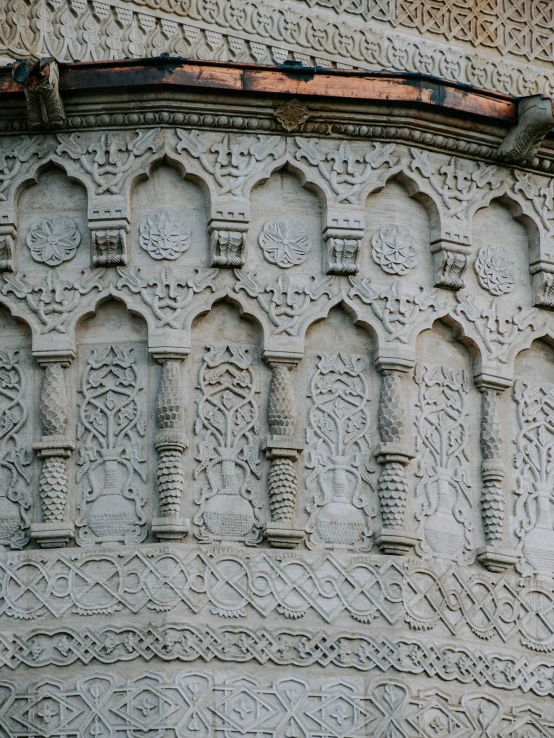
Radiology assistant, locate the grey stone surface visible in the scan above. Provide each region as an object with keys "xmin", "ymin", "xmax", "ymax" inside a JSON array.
[{"xmin": 2, "ymin": 81, "xmax": 554, "ymax": 734}]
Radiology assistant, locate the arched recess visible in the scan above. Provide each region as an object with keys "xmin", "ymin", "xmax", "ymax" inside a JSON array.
[
  {"xmin": 302, "ymin": 306, "xmax": 378, "ymax": 551},
  {"xmin": 73, "ymin": 299, "xmax": 152, "ymax": 547},
  {"xmin": 413, "ymin": 319, "xmax": 480, "ymax": 564},
  {"xmin": 0, "ymin": 307, "xmax": 38, "ymax": 548},
  {"xmin": 16, "ymin": 164, "xmax": 90, "ymax": 273},
  {"xmin": 469, "ymin": 195, "xmax": 537, "ymax": 307},
  {"xmin": 189, "ymin": 300, "xmax": 269, "ymax": 545},
  {"xmin": 512, "ymin": 337, "xmax": 554, "ymax": 577},
  {"xmin": 363, "ymin": 174, "xmax": 433, "ymax": 286},
  {"xmin": 247, "ymin": 166, "xmax": 325, "ymax": 276},
  {"xmin": 130, "ymin": 158, "xmax": 210, "ymax": 267}
]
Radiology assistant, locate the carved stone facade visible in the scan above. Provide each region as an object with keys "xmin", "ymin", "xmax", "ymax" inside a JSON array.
[{"xmin": 3, "ymin": 35, "xmax": 554, "ymax": 735}]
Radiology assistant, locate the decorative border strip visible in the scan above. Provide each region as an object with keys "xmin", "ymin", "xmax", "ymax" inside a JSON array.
[{"xmin": 5, "ymin": 622, "xmax": 554, "ymax": 697}]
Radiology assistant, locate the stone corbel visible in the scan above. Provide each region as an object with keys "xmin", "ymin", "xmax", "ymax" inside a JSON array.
[
  {"xmin": 30, "ymin": 351, "xmax": 75, "ymax": 548},
  {"xmin": 531, "ymin": 263, "xmax": 554, "ymax": 309},
  {"xmin": 324, "ymin": 210, "xmax": 364, "ymax": 275},
  {"xmin": 430, "ymin": 218, "xmax": 471, "ymax": 290},
  {"xmin": 12, "ymin": 58, "xmax": 66, "ymax": 130},
  {"xmin": 0, "ymin": 217, "xmax": 15, "ymax": 272},
  {"xmin": 498, "ymin": 95, "xmax": 554, "ymax": 162},
  {"xmin": 374, "ymin": 357, "xmax": 421, "ymax": 555},
  {"xmin": 150, "ymin": 347, "xmax": 190, "ymax": 541},
  {"xmin": 262, "ymin": 351, "xmax": 305, "ymax": 548},
  {"xmin": 89, "ymin": 200, "xmax": 129, "ymax": 267},
  {"xmin": 208, "ymin": 201, "xmax": 249, "ymax": 267},
  {"xmin": 475, "ymin": 375, "xmax": 517, "ymax": 573}
]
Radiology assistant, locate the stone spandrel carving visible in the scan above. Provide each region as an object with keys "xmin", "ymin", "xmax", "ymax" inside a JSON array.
[
  {"xmin": 2, "ymin": 269, "xmax": 104, "ymax": 334},
  {"xmin": 235, "ymin": 272, "xmax": 338, "ymax": 336},
  {"xmin": 414, "ymin": 363, "xmax": 474, "ymax": 564},
  {"xmin": 175, "ymin": 130, "xmax": 286, "ymax": 198},
  {"xmin": 116, "ymin": 266, "xmax": 218, "ymax": 329},
  {"xmin": 56, "ymin": 128, "xmax": 161, "ymax": 195},
  {"xmin": 0, "ymin": 135, "xmax": 49, "ymax": 203},
  {"xmin": 349, "ymin": 278, "xmax": 446, "ymax": 343},
  {"xmin": 75, "ymin": 345, "xmax": 147, "ymax": 546},
  {"xmin": 0, "ymin": 349, "xmax": 31, "ymax": 548},
  {"xmin": 372, "ymin": 224, "xmax": 417, "ymax": 275},
  {"xmin": 474, "ymin": 244, "xmax": 515, "ymax": 296},
  {"xmin": 295, "ymin": 138, "xmax": 398, "ymax": 205},
  {"xmin": 139, "ymin": 208, "xmax": 191, "ymax": 260},
  {"xmin": 194, "ymin": 344, "xmax": 263, "ymax": 546},
  {"xmin": 258, "ymin": 216, "xmax": 310, "ymax": 268},
  {"xmin": 26, "ymin": 216, "xmax": 81, "ymax": 266},
  {"xmin": 305, "ymin": 353, "xmax": 375, "ymax": 551},
  {"xmin": 513, "ymin": 380, "xmax": 554, "ymax": 581}
]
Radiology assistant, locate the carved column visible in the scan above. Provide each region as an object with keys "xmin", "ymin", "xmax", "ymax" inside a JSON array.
[
  {"xmin": 263, "ymin": 359, "xmax": 304, "ymax": 548},
  {"xmin": 151, "ymin": 356, "xmax": 189, "ymax": 541},
  {"xmin": 476, "ymin": 379, "xmax": 517, "ymax": 572},
  {"xmin": 375, "ymin": 361, "xmax": 420, "ymax": 555},
  {"xmin": 31, "ymin": 358, "xmax": 75, "ymax": 548}
]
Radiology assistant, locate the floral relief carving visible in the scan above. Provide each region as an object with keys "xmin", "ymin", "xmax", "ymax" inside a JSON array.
[
  {"xmin": 371, "ymin": 224, "xmax": 417, "ymax": 275},
  {"xmin": 75, "ymin": 345, "xmax": 147, "ymax": 548},
  {"xmin": 474, "ymin": 244, "xmax": 515, "ymax": 296},
  {"xmin": 258, "ymin": 216, "xmax": 310, "ymax": 268},
  {"xmin": 138, "ymin": 208, "xmax": 191, "ymax": 260},
  {"xmin": 194, "ymin": 344, "xmax": 263, "ymax": 548},
  {"xmin": 26, "ymin": 217, "xmax": 81, "ymax": 266},
  {"xmin": 0, "ymin": 350, "xmax": 31, "ymax": 549},
  {"xmin": 414, "ymin": 363, "xmax": 474, "ymax": 564},
  {"xmin": 305, "ymin": 353, "xmax": 375, "ymax": 551}
]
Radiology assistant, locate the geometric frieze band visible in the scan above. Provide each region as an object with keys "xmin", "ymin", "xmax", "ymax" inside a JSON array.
[
  {"xmin": 3, "ymin": 548, "xmax": 554, "ymax": 653},
  {"xmin": 3, "ymin": 623, "xmax": 554, "ymax": 699},
  {"xmin": 1, "ymin": 671, "xmax": 553, "ymax": 738}
]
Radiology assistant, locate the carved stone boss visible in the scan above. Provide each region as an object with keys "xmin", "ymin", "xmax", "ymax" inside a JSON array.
[
  {"xmin": 263, "ymin": 358, "xmax": 304, "ymax": 548},
  {"xmin": 30, "ymin": 357, "xmax": 75, "ymax": 548}
]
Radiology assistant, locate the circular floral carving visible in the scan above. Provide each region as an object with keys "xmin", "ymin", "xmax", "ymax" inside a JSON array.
[
  {"xmin": 372, "ymin": 224, "xmax": 417, "ymax": 275},
  {"xmin": 259, "ymin": 217, "xmax": 310, "ymax": 268},
  {"xmin": 26, "ymin": 217, "xmax": 81, "ymax": 266},
  {"xmin": 474, "ymin": 244, "xmax": 515, "ymax": 295},
  {"xmin": 139, "ymin": 209, "xmax": 191, "ymax": 260}
]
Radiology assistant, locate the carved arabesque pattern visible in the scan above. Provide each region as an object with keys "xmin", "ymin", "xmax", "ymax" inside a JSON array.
[
  {"xmin": 194, "ymin": 344, "xmax": 263, "ymax": 545},
  {"xmin": 306, "ymin": 353, "xmax": 375, "ymax": 550},
  {"xmin": 76, "ymin": 345, "xmax": 147, "ymax": 546},
  {"xmin": 414, "ymin": 363, "xmax": 474, "ymax": 564},
  {"xmin": 0, "ymin": 350, "xmax": 31, "ymax": 548}
]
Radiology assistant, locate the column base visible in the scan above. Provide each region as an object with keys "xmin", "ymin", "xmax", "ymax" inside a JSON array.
[
  {"xmin": 30, "ymin": 522, "xmax": 74, "ymax": 548},
  {"xmin": 376, "ymin": 529, "xmax": 421, "ymax": 556},
  {"xmin": 264, "ymin": 522, "xmax": 304, "ymax": 549},
  {"xmin": 152, "ymin": 516, "xmax": 189, "ymax": 541},
  {"xmin": 477, "ymin": 546, "xmax": 518, "ymax": 573}
]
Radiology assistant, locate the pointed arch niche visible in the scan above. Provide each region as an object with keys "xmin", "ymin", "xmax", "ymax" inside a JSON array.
[
  {"xmin": 16, "ymin": 166, "xmax": 90, "ymax": 273},
  {"xmin": 74, "ymin": 299, "xmax": 152, "ymax": 546},
  {"xmin": 301, "ymin": 306, "xmax": 377, "ymax": 551},
  {"xmin": 0, "ymin": 306, "xmax": 38, "ymax": 548},
  {"xmin": 130, "ymin": 161, "xmax": 209, "ymax": 267},
  {"xmin": 512, "ymin": 338, "xmax": 554, "ymax": 578},
  {"xmin": 363, "ymin": 178, "xmax": 432, "ymax": 285},
  {"xmin": 189, "ymin": 301, "xmax": 269, "ymax": 545},
  {"xmin": 413, "ymin": 319, "xmax": 480, "ymax": 564},
  {"xmin": 247, "ymin": 168, "xmax": 324, "ymax": 276}
]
